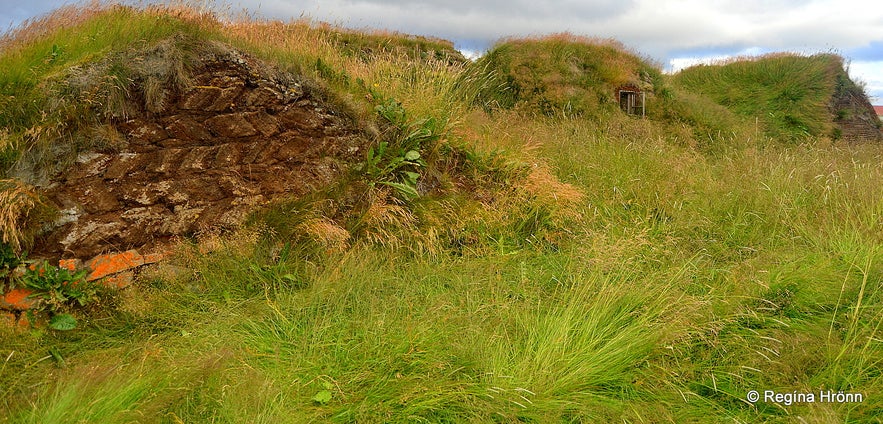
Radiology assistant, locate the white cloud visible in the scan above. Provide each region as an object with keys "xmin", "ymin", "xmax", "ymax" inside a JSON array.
[
  {"xmin": 850, "ymin": 61, "xmax": 883, "ymax": 103},
  {"xmin": 238, "ymin": 0, "xmax": 882, "ymax": 63}
]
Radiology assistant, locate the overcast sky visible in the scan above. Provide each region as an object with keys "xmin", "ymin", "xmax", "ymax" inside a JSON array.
[{"xmin": 2, "ymin": 0, "xmax": 882, "ymax": 101}]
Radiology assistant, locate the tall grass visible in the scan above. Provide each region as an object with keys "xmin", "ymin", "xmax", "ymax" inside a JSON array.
[{"xmin": 479, "ymin": 268, "xmax": 678, "ymax": 420}]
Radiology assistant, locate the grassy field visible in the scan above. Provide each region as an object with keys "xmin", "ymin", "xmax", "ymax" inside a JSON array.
[{"xmin": 2, "ymin": 4, "xmax": 882, "ymax": 423}]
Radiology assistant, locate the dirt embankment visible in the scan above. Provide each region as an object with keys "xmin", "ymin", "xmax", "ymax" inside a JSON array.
[{"xmin": 33, "ymin": 43, "xmax": 368, "ymax": 260}]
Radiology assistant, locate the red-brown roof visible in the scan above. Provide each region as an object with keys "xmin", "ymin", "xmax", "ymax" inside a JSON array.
[{"xmin": 875, "ymin": 106, "xmax": 883, "ymax": 116}]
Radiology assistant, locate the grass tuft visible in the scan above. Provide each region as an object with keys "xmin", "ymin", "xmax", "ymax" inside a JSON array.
[{"xmin": 0, "ymin": 178, "xmax": 49, "ymax": 252}]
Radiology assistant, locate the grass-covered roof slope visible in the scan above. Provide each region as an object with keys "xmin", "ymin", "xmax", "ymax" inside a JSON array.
[
  {"xmin": 467, "ymin": 34, "xmax": 664, "ymax": 117},
  {"xmin": 672, "ymin": 53, "xmax": 882, "ymax": 142}
]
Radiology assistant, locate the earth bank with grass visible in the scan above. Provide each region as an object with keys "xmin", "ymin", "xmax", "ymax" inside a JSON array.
[{"xmin": 26, "ymin": 38, "xmax": 369, "ymax": 260}]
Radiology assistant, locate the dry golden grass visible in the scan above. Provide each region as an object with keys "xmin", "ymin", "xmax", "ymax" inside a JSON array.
[
  {"xmin": 0, "ymin": 1, "xmax": 104, "ymax": 51},
  {"xmin": 193, "ymin": 224, "xmax": 264, "ymax": 256},
  {"xmin": 297, "ymin": 217, "xmax": 351, "ymax": 252},
  {"xmin": 0, "ymin": 129, "xmax": 12, "ymax": 153},
  {"xmin": 222, "ymin": 12, "xmax": 469, "ymax": 123},
  {"xmin": 355, "ymin": 190, "xmax": 418, "ymax": 250},
  {"xmin": 0, "ymin": 179, "xmax": 45, "ymax": 252},
  {"xmin": 522, "ymin": 164, "xmax": 584, "ymax": 206},
  {"xmin": 224, "ymin": 18, "xmax": 337, "ymax": 62},
  {"xmin": 497, "ymin": 32, "xmax": 634, "ymax": 57}
]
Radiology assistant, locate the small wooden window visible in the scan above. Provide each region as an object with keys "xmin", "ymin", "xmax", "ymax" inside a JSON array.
[{"xmin": 618, "ymin": 89, "xmax": 645, "ymax": 117}]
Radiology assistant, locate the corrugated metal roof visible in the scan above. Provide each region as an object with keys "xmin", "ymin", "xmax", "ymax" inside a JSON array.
[{"xmin": 874, "ymin": 105, "xmax": 883, "ymax": 116}]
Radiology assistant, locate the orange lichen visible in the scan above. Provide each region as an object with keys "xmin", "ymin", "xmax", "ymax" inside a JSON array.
[
  {"xmin": 1, "ymin": 288, "xmax": 36, "ymax": 310},
  {"xmin": 58, "ymin": 258, "xmax": 81, "ymax": 271},
  {"xmin": 86, "ymin": 250, "xmax": 145, "ymax": 281}
]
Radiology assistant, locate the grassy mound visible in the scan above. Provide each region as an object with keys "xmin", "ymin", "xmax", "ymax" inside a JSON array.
[
  {"xmin": 467, "ymin": 34, "xmax": 663, "ymax": 117},
  {"xmin": 672, "ymin": 53, "xmax": 882, "ymax": 142}
]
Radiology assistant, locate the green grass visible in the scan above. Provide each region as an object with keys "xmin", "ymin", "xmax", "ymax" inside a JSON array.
[
  {"xmin": 672, "ymin": 54, "xmax": 850, "ymax": 142},
  {"xmin": 2, "ymin": 3, "xmax": 883, "ymax": 423}
]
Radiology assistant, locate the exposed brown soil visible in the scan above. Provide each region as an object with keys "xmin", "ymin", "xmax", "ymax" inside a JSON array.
[{"xmin": 33, "ymin": 44, "xmax": 368, "ymax": 260}]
